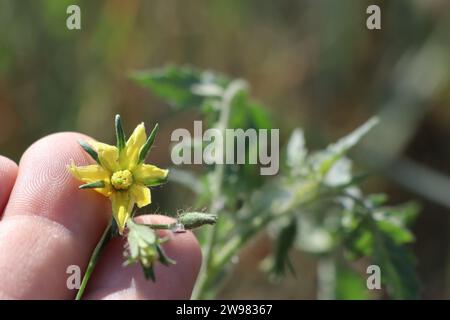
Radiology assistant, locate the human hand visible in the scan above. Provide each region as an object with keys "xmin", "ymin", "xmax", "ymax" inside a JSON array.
[{"xmin": 0, "ymin": 132, "xmax": 201, "ymax": 300}]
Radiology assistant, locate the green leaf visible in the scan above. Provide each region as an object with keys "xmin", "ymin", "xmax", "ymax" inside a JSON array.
[
  {"xmin": 138, "ymin": 123, "xmax": 159, "ymax": 164},
  {"xmin": 248, "ymin": 102, "xmax": 273, "ymax": 130},
  {"xmin": 372, "ymin": 202, "xmax": 419, "ymax": 245},
  {"xmin": 376, "ymin": 219, "xmax": 414, "ymax": 244},
  {"xmin": 383, "ymin": 202, "xmax": 420, "ymax": 226},
  {"xmin": 115, "ymin": 114, "xmax": 126, "ymax": 151},
  {"xmin": 373, "ymin": 232, "xmax": 420, "ymax": 299},
  {"xmin": 335, "ymin": 265, "xmax": 370, "ymax": 299},
  {"xmin": 330, "ymin": 117, "xmax": 379, "ymax": 156},
  {"xmin": 228, "ymin": 91, "xmax": 272, "ymax": 131},
  {"xmin": 345, "ymin": 228, "xmax": 374, "ymax": 259},
  {"xmin": 130, "ymin": 66, "xmax": 228, "ymax": 110},
  {"xmin": 367, "ymin": 194, "xmax": 388, "ymax": 207},
  {"xmin": 268, "ymin": 217, "xmax": 297, "ymax": 278},
  {"xmin": 312, "ymin": 117, "xmax": 379, "ymax": 177}
]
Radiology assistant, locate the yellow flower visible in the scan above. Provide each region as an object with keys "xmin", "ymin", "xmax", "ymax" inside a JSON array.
[{"xmin": 69, "ymin": 115, "xmax": 168, "ymax": 234}]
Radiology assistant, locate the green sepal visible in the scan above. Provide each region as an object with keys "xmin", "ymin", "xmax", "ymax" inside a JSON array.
[
  {"xmin": 79, "ymin": 180, "xmax": 105, "ymax": 189},
  {"xmin": 141, "ymin": 264, "xmax": 156, "ymax": 282},
  {"xmin": 115, "ymin": 114, "xmax": 126, "ymax": 151},
  {"xmin": 78, "ymin": 140, "xmax": 99, "ymax": 164},
  {"xmin": 110, "ymin": 218, "xmax": 120, "ymax": 237},
  {"xmin": 142, "ymin": 176, "xmax": 168, "ymax": 187},
  {"xmin": 156, "ymin": 244, "xmax": 176, "ymax": 266},
  {"xmin": 138, "ymin": 123, "xmax": 159, "ymax": 164}
]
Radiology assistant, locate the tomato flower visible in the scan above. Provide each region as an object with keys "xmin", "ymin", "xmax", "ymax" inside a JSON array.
[{"xmin": 69, "ymin": 115, "xmax": 168, "ymax": 234}]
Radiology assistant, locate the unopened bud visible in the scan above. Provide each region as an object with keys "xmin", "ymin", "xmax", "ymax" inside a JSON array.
[{"xmin": 178, "ymin": 212, "xmax": 217, "ymax": 229}]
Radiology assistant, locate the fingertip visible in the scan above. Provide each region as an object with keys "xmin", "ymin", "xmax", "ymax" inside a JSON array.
[
  {"xmin": 0, "ymin": 155, "xmax": 18, "ymax": 213},
  {"xmin": 0, "ymin": 155, "xmax": 18, "ymax": 172},
  {"xmin": 5, "ymin": 131, "xmax": 110, "ymax": 233}
]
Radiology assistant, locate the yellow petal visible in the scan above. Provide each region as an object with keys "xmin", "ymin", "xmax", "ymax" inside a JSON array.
[
  {"xmin": 69, "ymin": 161, "xmax": 112, "ymax": 196},
  {"xmin": 133, "ymin": 164, "xmax": 168, "ymax": 186},
  {"xmin": 130, "ymin": 184, "xmax": 151, "ymax": 208},
  {"xmin": 119, "ymin": 123, "xmax": 147, "ymax": 170},
  {"xmin": 111, "ymin": 191, "xmax": 134, "ymax": 234},
  {"xmin": 90, "ymin": 141, "xmax": 119, "ymax": 173}
]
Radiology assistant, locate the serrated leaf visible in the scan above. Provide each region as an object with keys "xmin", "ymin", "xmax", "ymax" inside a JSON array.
[
  {"xmin": 330, "ymin": 117, "xmax": 379, "ymax": 156},
  {"xmin": 131, "ymin": 66, "xmax": 228, "ymax": 110},
  {"xmin": 312, "ymin": 117, "xmax": 379, "ymax": 177}
]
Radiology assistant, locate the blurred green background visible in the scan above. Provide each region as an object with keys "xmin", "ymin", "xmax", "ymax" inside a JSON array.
[{"xmin": 1, "ymin": 0, "xmax": 450, "ymax": 299}]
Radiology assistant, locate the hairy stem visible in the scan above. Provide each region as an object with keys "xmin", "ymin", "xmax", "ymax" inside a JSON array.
[
  {"xmin": 317, "ymin": 256, "xmax": 336, "ymax": 300},
  {"xmin": 192, "ymin": 80, "xmax": 247, "ymax": 300},
  {"xmin": 75, "ymin": 219, "xmax": 113, "ymax": 300},
  {"xmin": 205, "ymin": 186, "xmax": 336, "ymax": 293}
]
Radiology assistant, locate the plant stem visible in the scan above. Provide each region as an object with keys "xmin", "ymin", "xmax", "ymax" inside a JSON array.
[
  {"xmin": 317, "ymin": 256, "xmax": 336, "ymax": 300},
  {"xmin": 205, "ymin": 187, "xmax": 333, "ymax": 291},
  {"xmin": 141, "ymin": 223, "xmax": 173, "ymax": 230},
  {"xmin": 75, "ymin": 219, "xmax": 113, "ymax": 300},
  {"xmin": 191, "ymin": 80, "xmax": 247, "ymax": 300}
]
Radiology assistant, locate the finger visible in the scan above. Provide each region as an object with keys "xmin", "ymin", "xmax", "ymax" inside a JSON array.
[
  {"xmin": 83, "ymin": 215, "xmax": 202, "ymax": 300},
  {"xmin": 0, "ymin": 155, "xmax": 18, "ymax": 215},
  {"xmin": 0, "ymin": 132, "xmax": 110, "ymax": 299}
]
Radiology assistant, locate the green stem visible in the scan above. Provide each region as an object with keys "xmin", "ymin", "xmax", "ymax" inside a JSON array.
[
  {"xmin": 317, "ymin": 256, "xmax": 336, "ymax": 300},
  {"xmin": 75, "ymin": 219, "xmax": 114, "ymax": 300},
  {"xmin": 192, "ymin": 80, "xmax": 247, "ymax": 300},
  {"xmin": 205, "ymin": 187, "xmax": 335, "ymax": 292},
  {"xmin": 141, "ymin": 223, "xmax": 173, "ymax": 230}
]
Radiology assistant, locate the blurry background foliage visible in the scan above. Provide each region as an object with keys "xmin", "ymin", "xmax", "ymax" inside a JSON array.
[{"xmin": 0, "ymin": 0, "xmax": 450, "ymax": 299}]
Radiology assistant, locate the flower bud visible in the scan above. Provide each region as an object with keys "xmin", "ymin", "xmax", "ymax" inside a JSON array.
[{"xmin": 178, "ymin": 212, "xmax": 217, "ymax": 229}]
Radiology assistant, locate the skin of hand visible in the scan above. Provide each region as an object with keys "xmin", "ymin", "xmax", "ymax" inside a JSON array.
[{"xmin": 0, "ymin": 132, "xmax": 202, "ymax": 300}]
